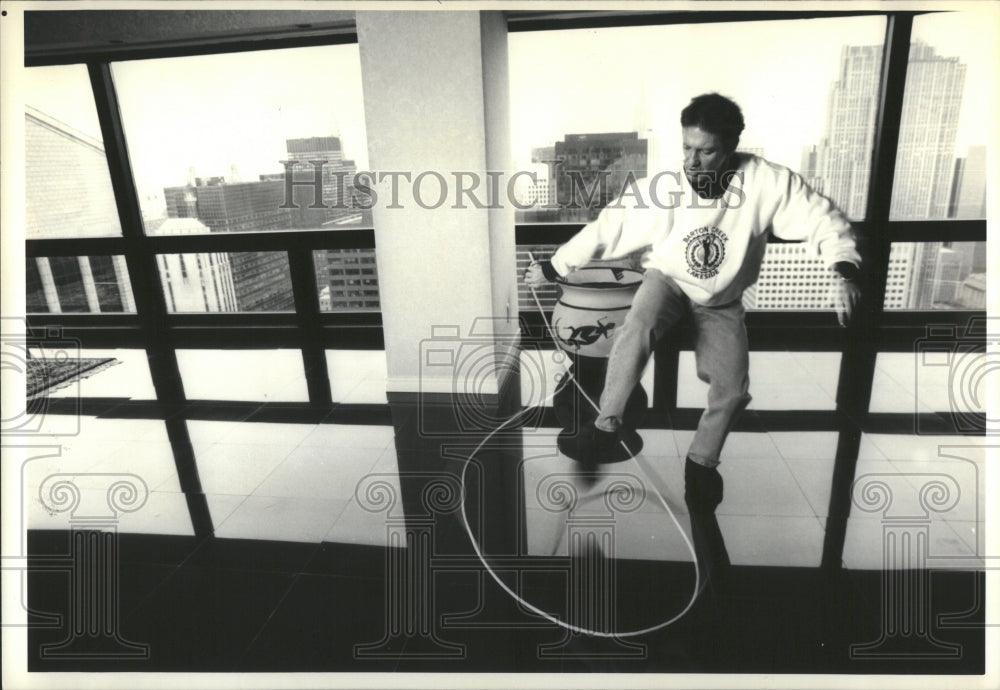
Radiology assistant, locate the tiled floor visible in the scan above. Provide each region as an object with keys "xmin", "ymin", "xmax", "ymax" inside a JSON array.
[{"xmin": 14, "ymin": 380, "xmax": 991, "ymax": 674}]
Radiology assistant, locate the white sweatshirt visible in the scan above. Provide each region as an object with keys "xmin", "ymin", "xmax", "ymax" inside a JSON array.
[{"xmin": 550, "ymin": 154, "xmax": 861, "ymax": 307}]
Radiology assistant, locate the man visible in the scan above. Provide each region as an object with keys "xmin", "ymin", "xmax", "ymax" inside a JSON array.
[{"xmin": 525, "ymin": 93, "xmax": 861, "ymax": 513}]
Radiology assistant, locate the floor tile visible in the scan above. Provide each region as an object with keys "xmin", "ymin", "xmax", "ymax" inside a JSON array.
[
  {"xmin": 195, "ymin": 442, "xmax": 299, "ymax": 495},
  {"xmin": 21, "ymin": 439, "xmax": 130, "ymax": 489},
  {"xmin": 523, "ymin": 505, "xmax": 695, "ymax": 563},
  {"xmin": 184, "ymin": 536, "xmax": 321, "ymax": 573},
  {"xmin": 769, "ymin": 431, "xmax": 839, "ymax": 461},
  {"xmin": 714, "ymin": 455, "xmax": 815, "ymax": 517},
  {"xmin": 176, "ymin": 349, "xmax": 309, "ymax": 403},
  {"xmin": 117, "ymin": 565, "xmax": 295, "ymax": 670},
  {"xmin": 215, "ymin": 421, "xmax": 318, "ymax": 447},
  {"xmin": 185, "ymin": 420, "xmax": 248, "ymax": 447},
  {"xmin": 717, "ymin": 515, "xmax": 825, "ymax": 567},
  {"xmin": 27, "ymin": 487, "xmax": 198, "ymax": 536},
  {"xmin": 887, "ymin": 457, "xmax": 984, "ymax": 523},
  {"xmin": 323, "ymin": 498, "xmax": 399, "ymax": 548},
  {"xmin": 842, "ymin": 517, "xmax": 983, "ymax": 570},
  {"xmin": 252, "ymin": 444, "xmax": 383, "ymax": 501},
  {"xmin": 865, "ymin": 434, "xmax": 987, "ymax": 463},
  {"xmin": 44, "ymin": 348, "xmax": 157, "ymax": 400},
  {"xmin": 214, "ymin": 495, "xmax": 349, "ymax": 543},
  {"xmin": 784, "ymin": 457, "xmax": 836, "ymax": 517},
  {"xmin": 299, "ymin": 423, "xmax": 395, "ymax": 450},
  {"xmin": 89, "ymin": 440, "xmax": 182, "ymax": 492},
  {"xmin": 237, "ymin": 573, "xmax": 397, "ymax": 671}
]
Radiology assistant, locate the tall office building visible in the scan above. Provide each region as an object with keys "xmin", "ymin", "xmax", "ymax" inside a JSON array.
[
  {"xmin": 283, "ymin": 136, "xmax": 366, "ymax": 228},
  {"xmin": 748, "ymin": 41, "xmax": 970, "ymax": 311},
  {"xmin": 24, "ymin": 107, "xmax": 135, "ymax": 313},
  {"xmin": 163, "ymin": 178, "xmax": 296, "ymax": 312},
  {"xmin": 891, "ymin": 42, "xmax": 967, "ymax": 219},
  {"xmin": 815, "ymin": 44, "xmax": 883, "ymax": 219},
  {"xmin": 148, "ymin": 217, "xmax": 239, "ymax": 313},
  {"xmin": 951, "ymin": 145, "xmax": 987, "ymax": 219},
  {"xmin": 553, "ymin": 132, "xmax": 648, "ymax": 221},
  {"xmin": 318, "ymin": 249, "xmax": 381, "ymax": 312}
]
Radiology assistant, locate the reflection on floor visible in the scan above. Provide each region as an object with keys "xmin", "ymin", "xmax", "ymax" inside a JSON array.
[{"xmin": 19, "ymin": 399, "xmax": 989, "ymax": 674}]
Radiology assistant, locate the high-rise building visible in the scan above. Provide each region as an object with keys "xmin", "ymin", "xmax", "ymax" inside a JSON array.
[
  {"xmin": 163, "ymin": 178, "xmax": 296, "ymax": 312},
  {"xmin": 890, "ymin": 42, "xmax": 967, "ymax": 219},
  {"xmin": 318, "ymin": 249, "xmax": 381, "ymax": 312},
  {"xmin": 814, "ymin": 44, "xmax": 883, "ymax": 219},
  {"xmin": 744, "ymin": 245, "xmax": 839, "ymax": 310},
  {"xmin": 957, "ymin": 273, "xmax": 986, "ymax": 310},
  {"xmin": 24, "ymin": 107, "xmax": 135, "ymax": 313},
  {"xmin": 149, "ymin": 218, "xmax": 238, "ymax": 313},
  {"xmin": 553, "ymin": 132, "xmax": 648, "ymax": 221},
  {"xmin": 750, "ymin": 41, "xmax": 970, "ymax": 311},
  {"xmin": 283, "ymin": 136, "xmax": 366, "ymax": 228},
  {"xmin": 952, "ymin": 145, "xmax": 987, "ymax": 219}
]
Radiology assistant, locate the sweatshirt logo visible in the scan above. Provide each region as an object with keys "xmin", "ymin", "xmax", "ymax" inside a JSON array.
[{"xmin": 683, "ymin": 226, "xmax": 728, "ymax": 279}]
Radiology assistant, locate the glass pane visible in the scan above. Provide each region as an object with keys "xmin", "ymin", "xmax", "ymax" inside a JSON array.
[
  {"xmin": 26, "ymin": 256, "xmax": 135, "ymax": 313},
  {"xmin": 157, "ymin": 251, "xmax": 293, "ymax": 313},
  {"xmin": 890, "ymin": 12, "xmax": 993, "ymax": 220},
  {"xmin": 882, "ymin": 241, "xmax": 986, "ymax": 310},
  {"xmin": 509, "ymin": 16, "xmax": 886, "ymax": 223},
  {"xmin": 24, "ymin": 65, "xmax": 123, "ymax": 238},
  {"xmin": 111, "ymin": 45, "xmax": 371, "ymax": 232},
  {"xmin": 742, "ymin": 244, "xmax": 838, "ymax": 311},
  {"xmin": 313, "ymin": 249, "xmax": 381, "ymax": 312}
]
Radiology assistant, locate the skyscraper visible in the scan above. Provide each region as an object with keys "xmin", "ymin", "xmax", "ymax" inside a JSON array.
[
  {"xmin": 553, "ymin": 132, "xmax": 648, "ymax": 221},
  {"xmin": 952, "ymin": 145, "xmax": 987, "ymax": 219},
  {"xmin": 815, "ymin": 44, "xmax": 882, "ymax": 219},
  {"xmin": 747, "ymin": 40, "xmax": 970, "ymax": 311},
  {"xmin": 890, "ymin": 42, "xmax": 967, "ymax": 220},
  {"xmin": 163, "ymin": 178, "xmax": 296, "ymax": 312},
  {"xmin": 149, "ymin": 217, "xmax": 238, "ymax": 313},
  {"xmin": 283, "ymin": 136, "xmax": 366, "ymax": 228}
]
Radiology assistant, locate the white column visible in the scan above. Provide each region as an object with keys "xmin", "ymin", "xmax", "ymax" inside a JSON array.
[
  {"xmin": 356, "ymin": 11, "xmax": 518, "ymax": 397},
  {"xmin": 36, "ymin": 257, "xmax": 62, "ymax": 313},
  {"xmin": 112, "ymin": 255, "xmax": 136, "ymax": 312},
  {"xmin": 77, "ymin": 256, "xmax": 101, "ymax": 312}
]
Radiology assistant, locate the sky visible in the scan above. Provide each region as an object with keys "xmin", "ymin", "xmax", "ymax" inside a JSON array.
[
  {"xmin": 22, "ymin": 10, "xmax": 994, "ymax": 216},
  {"xmin": 508, "ymin": 12, "xmax": 993, "ymax": 173}
]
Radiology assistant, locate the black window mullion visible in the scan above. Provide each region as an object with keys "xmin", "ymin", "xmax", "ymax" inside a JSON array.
[
  {"xmin": 823, "ymin": 13, "xmax": 914, "ymax": 570},
  {"xmin": 288, "ymin": 246, "xmax": 333, "ymax": 405},
  {"xmin": 88, "ymin": 62, "xmax": 187, "ymax": 403}
]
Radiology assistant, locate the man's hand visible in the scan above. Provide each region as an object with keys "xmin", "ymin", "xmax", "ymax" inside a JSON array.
[
  {"xmin": 832, "ymin": 279, "xmax": 861, "ymax": 327},
  {"xmin": 524, "ymin": 261, "xmax": 550, "ymax": 287}
]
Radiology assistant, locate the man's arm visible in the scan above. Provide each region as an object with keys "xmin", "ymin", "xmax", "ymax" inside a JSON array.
[
  {"xmin": 525, "ymin": 182, "xmax": 656, "ymax": 285},
  {"xmin": 769, "ymin": 170, "xmax": 862, "ymax": 326}
]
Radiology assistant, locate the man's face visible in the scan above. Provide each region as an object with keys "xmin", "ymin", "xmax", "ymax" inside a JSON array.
[{"xmin": 682, "ymin": 126, "xmax": 734, "ymax": 187}]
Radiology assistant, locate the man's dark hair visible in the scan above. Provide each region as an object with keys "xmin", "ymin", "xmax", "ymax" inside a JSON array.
[{"xmin": 680, "ymin": 93, "xmax": 745, "ymax": 151}]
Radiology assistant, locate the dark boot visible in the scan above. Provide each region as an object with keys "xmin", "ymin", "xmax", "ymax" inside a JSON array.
[{"xmin": 684, "ymin": 457, "xmax": 723, "ymax": 513}]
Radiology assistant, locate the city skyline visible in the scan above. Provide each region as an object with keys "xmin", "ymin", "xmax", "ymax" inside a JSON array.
[{"xmin": 22, "ymin": 16, "xmax": 991, "ymax": 317}]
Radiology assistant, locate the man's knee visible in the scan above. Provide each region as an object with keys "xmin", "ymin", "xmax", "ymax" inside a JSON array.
[{"xmin": 709, "ymin": 374, "xmax": 750, "ymax": 409}]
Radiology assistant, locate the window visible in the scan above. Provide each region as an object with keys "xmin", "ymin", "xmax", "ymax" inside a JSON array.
[
  {"xmin": 509, "ymin": 16, "xmax": 886, "ymax": 224},
  {"xmin": 157, "ymin": 252, "xmax": 292, "ymax": 313},
  {"xmin": 890, "ymin": 12, "xmax": 990, "ymax": 220},
  {"xmin": 881, "ymin": 241, "xmax": 987, "ymax": 310},
  {"xmin": 111, "ymin": 45, "xmax": 370, "ymax": 234},
  {"xmin": 26, "ymin": 256, "xmax": 135, "ymax": 313},
  {"xmin": 24, "ymin": 65, "xmax": 123, "ymax": 239}
]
